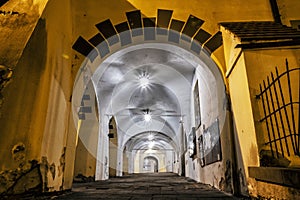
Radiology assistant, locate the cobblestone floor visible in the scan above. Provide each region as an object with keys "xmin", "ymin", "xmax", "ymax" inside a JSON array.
[{"xmin": 53, "ymin": 173, "xmax": 244, "ymax": 200}]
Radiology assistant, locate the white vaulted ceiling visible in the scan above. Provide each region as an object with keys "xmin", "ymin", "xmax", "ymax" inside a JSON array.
[
  {"xmin": 90, "ymin": 42, "xmax": 226, "ymax": 153},
  {"xmin": 93, "ymin": 43, "xmax": 197, "ymax": 150}
]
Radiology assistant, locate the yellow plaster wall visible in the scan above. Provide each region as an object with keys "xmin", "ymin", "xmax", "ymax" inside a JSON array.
[
  {"xmin": 222, "ymin": 21, "xmax": 300, "ymax": 197},
  {"xmin": 39, "ymin": 0, "xmax": 73, "ymax": 191},
  {"xmin": 70, "ymin": 0, "xmax": 276, "ymax": 75},
  {"xmin": 0, "ymin": 0, "xmax": 49, "ymax": 68},
  {"xmin": 63, "ymin": 109, "xmax": 77, "ymax": 189},
  {"xmin": 0, "ymin": 18, "xmax": 48, "ymax": 170},
  {"xmin": 73, "ymin": 88, "xmax": 99, "ymax": 180},
  {"xmin": 277, "ymin": 0, "xmax": 300, "ymax": 25},
  {"xmin": 255, "ymin": 179, "xmax": 300, "ymax": 199},
  {"xmin": 227, "ymin": 53, "xmax": 260, "ymax": 195},
  {"xmin": 126, "ymin": 0, "xmax": 273, "ymax": 33},
  {"xmin": 74, "ymin": 138, "xmax": 97, "ymax": 178},
  {"xmin": 0, "ymin": 0, "xmax": 74, "ymax": 193},
  {"xmin": 244, "ymin": 49, "xmax": 300, "ymax": 164}
]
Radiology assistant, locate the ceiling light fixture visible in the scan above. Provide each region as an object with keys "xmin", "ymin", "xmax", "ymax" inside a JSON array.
[
  {"xmin": 144, "ymin": 113, "xmax": 151, "ymax": 122},
  {"xmin": 138, "ymin": 72, "xmax": 150, "ymax": 88}
]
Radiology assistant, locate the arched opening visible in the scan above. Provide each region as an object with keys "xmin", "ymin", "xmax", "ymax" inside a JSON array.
[
  {"xmin": 143, "ymin": 156, "xmax": 159, "ymax": 173},
  {"xmin": 72, "ymin": 32, "xmax": 227, "ymax": 181},
  {"xmin": 72, "ymin": 42, "xmax": 226, "ymax": 179},
  {"xmin": 123, "ymin": 131, "xmax": 177, "ymax": 174},
  {"xmin": 108, "ymin": 117, "xmax": 118, "ymax": 177}
]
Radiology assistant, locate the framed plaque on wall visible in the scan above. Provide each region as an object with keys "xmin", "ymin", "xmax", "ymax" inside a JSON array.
[
  {"xmin": 194, "ymin": 80, "xmax": 201, "ymax": 129},
  {"xmin": 199, "ymin": 118, "xmax": 222, "ymax": 167}
]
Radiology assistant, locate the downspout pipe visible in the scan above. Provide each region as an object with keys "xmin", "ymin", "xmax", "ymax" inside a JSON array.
[{"xmin": 269, "ymin": 0, "xmax": 282, "ymax": 24}]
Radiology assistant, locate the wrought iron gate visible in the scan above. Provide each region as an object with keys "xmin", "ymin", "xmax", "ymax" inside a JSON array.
[{"xmin": 256, "ymin": 59, "xmax": 300, "ymax": 158}]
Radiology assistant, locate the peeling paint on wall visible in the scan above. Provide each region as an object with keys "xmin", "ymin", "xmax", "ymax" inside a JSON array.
[
  {"xmin": 11, "ymin": 142, "xmax": 25, "ymax": 164},
  {"xmin": 58, "ymin": 147, "xmax": 66, "ymax": 177},
  {"xmin": 49, "ymin": 163, "xmax": 56, "ymax": 180},
  {"xmin": 219, "ymin": 160, "xmax": 233, "ymax": 193},
  {"xmin": 0, "ymin": 143, "xmax": 44, "ymax": 196},
  {"xmin": 0, "ymin": 159, "xmax": 42, "ymax": 197},
  {"xmin": 39, "ymin": 148, "xmax": 67, "ymax": 192},
  {"xmin": 0, "ymin": 64, "xmax": 12, "ymax": 108},
  {"xmin": 0, "ymin": 65, "xmax": 12, "ymax": 86},
  {"xmin": 40, "ymin": 156, "xmax": 49, "ymax": 192},
  {"xmin": 59, "ymin": 147, "xmax": 66, "ymax": 190}
]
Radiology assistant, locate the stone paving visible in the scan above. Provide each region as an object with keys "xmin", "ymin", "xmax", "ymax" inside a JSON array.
[{"xmin": 52, "ymin": 173, "xmax": 245, "ymax": 200}]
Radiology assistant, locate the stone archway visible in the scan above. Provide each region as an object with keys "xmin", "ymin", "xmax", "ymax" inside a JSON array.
[
  {"xmin": 71, "ymin": 9, "xmax": 227, "ymax": 182},
  {"xmin": 143, "ymin": 156, "xmax": 159, "ymax": 173}
]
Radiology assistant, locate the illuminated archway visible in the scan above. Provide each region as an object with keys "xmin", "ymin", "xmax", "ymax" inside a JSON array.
[{"xmin": 71, "ymin": 10, "xmax": 227, "ymax": 181}]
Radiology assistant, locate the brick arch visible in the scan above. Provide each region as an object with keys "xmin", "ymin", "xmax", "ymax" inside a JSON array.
[
  {"xmin": 70, "ymin": 9, "xmax": 225, "ymax": 127},
  {"xmin": 71, "ymin": 10, "xmax": 227, "ymax": 180},
  {"xmin": 72, "ymin": 9, "xmax": 223, "ymax": 63}
]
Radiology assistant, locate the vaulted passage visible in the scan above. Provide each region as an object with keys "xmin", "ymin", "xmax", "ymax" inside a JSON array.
[
  {"xmin": 0, "ymin": 1, "xmax": 300, "ymax": 200},
  {"xmin": 55, "ymin": 173, "xmax": 237, "ymax": 199},
  {"xmin": 73, "ymin": 41, "xmax": 226, "ymax": 180}
]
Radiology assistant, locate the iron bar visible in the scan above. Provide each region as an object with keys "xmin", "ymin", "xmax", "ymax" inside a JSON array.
[
  {"xmin": 276, "ymin": 67, "xmax": 297, "ymax": 153},
  {"xmin": 264, "ymin": 79, "xmax": 279, "ymax": 158},
  {"xmin": 298, "ymin": 67, "xmax": 300, "ymax": 155},
  {"xmin": 258, "ymin": 61, "xmax": 300, "ymax": 157},
  {"xmin": 263, "ymin": 81, "xmax": 279, "ymax": 158},
  {"xmin": 260, "ymin": 84, "xmax": 274, "ymax": 157},
  {"xmin": 259, "ymin": 102, "xmax": 299, "ymax": 122},
  {"xmin": 263, "ymin": 78, "xmax": 279, "ymax": 158},
  {"xmin": 286, "ymin": 59, "xmax": 298, "ymax": 152},
  {"xmin": 271, "ymin": 72, "xmax": 290, "ymax": 156},
  {"xmin": 264, "ymin": 134, "xmax": 298, "ymax": 144},
  {"xmin": 256, "ymin": 68, "xmax": 300, "ymax": 98},
  {"xmin": 268, "ymin": 76, "xmax": 284, "ymax": 156},
  {"xmin": 298, "ymin": 82, "xmax": 300, "ymax": 155}
]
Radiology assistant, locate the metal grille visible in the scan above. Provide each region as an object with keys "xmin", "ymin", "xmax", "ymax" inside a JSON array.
[{"xmin": 256, "ymin": 59, "xmax": 300, "ymax": 158}]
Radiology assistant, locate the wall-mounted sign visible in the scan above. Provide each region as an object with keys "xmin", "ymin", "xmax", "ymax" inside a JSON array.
[
  {"xmin": 194, "ymin": 80, "xmax": 201, "ymax": 129},
  {"xmin": 199, "ymin": 119, "xmax": 222, "ymax": 167}
]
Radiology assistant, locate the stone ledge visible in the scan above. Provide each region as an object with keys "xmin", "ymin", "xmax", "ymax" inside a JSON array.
[{"xmin": 248, "ymin": 167, "xmax": 300, "ymax": 189}]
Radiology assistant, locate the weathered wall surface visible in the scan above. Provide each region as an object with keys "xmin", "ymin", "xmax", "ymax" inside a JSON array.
[
  {"xmin": 226, "ymin": 52, "xmax": 260, "ymax": 196},
  {"xmin": 0, "ymin": 17, "xmax": 48, "ymax": 195},
  {"xmin": 73, "ymin": 139, "xmax": 97, "ymax": 181},
  {"xmin": 193, "ymin": 111, "xmax": 236, "ymax": 194},
  {"xmin": 38, "ymin": 0, "xmax": 73, "ymax": 192},
  {"xmin": 0, "ymin": 0, "xmax": 74, "ymax": 195},
  {"xmin": 0, "ymin": 0, "xmax": 48, "ymax": 69},
  {"xmin": 184, "ymin": 51, "xmax": 234, "ymax": 193}
]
